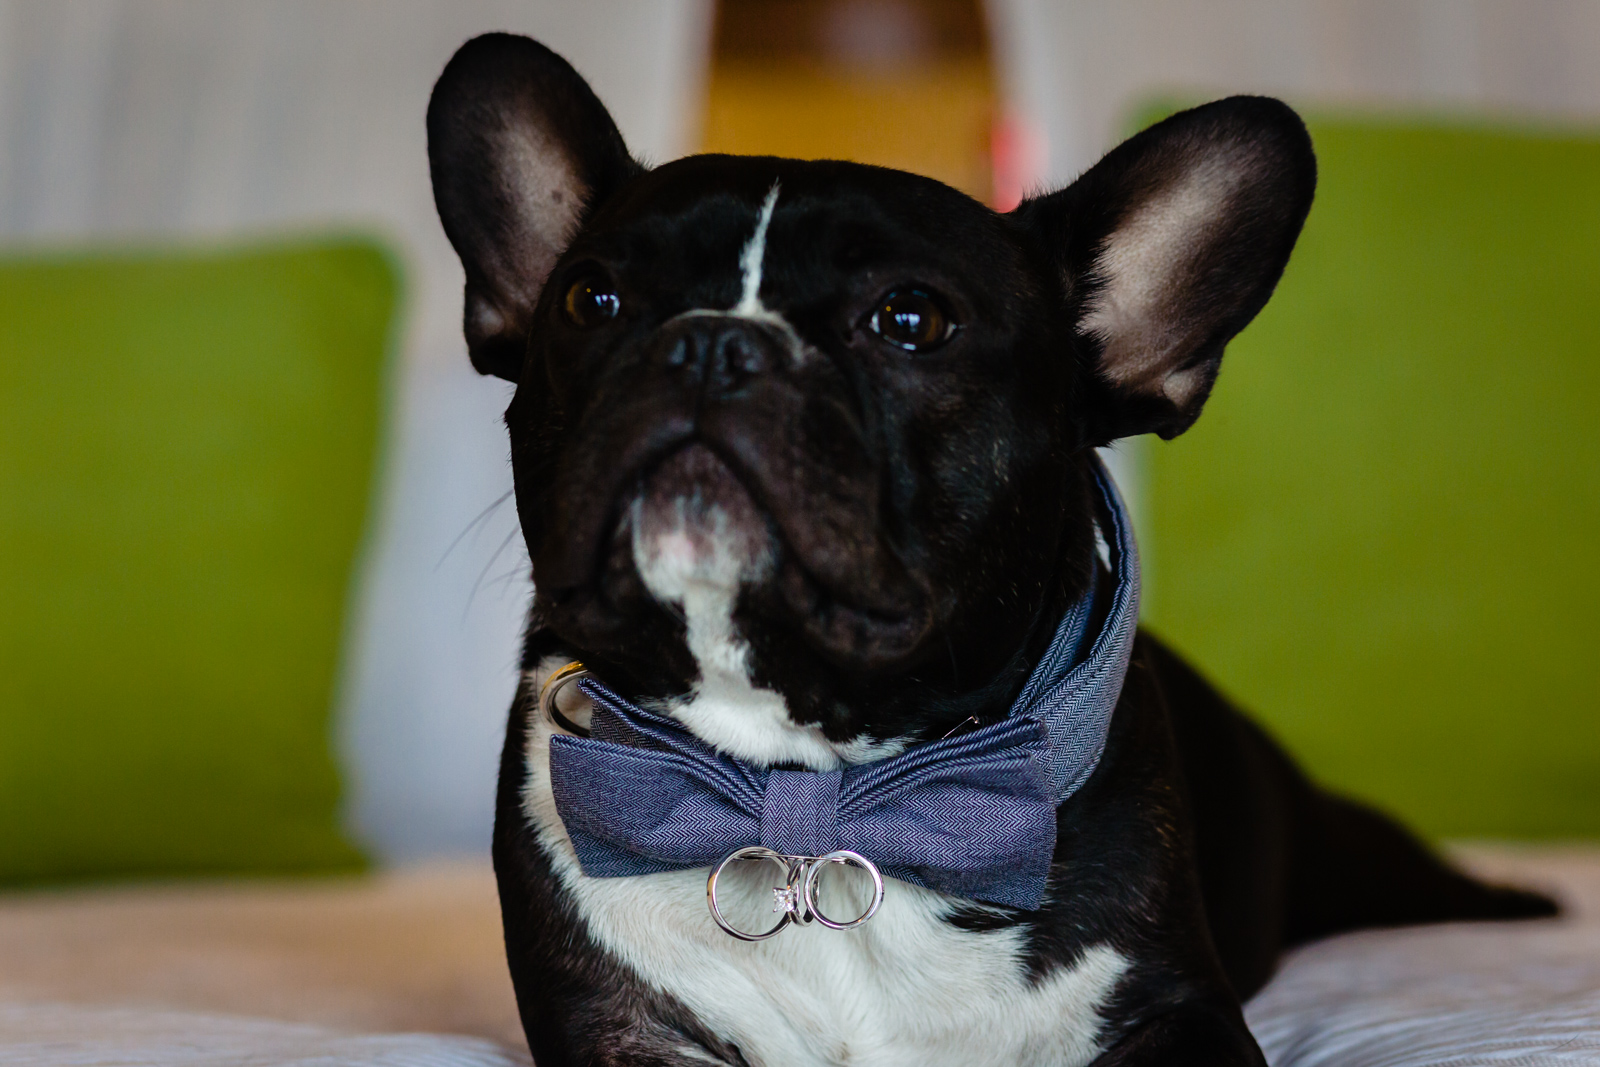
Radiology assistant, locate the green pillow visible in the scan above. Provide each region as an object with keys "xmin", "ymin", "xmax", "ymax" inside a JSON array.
[
  {"xmin": 0, "ymin": 238, "xmax": 398, "ymax": 883},
  {"xmin": 1142, "ymin": 116, "xmax": 1600, "ymax": 839}
]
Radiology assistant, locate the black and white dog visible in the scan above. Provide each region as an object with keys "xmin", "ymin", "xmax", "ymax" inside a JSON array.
[{"xmin": 427, "ymin": 34, "xmax": 1554, "ymax": 1067}]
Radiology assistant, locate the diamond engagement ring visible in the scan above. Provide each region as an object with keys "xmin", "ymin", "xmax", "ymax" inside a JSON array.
[{"xmin": 706, "ymin": 846, "xmax": 884, "ymax": 941}]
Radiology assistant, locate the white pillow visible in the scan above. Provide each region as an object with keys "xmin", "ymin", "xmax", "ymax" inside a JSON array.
[
  {"xmin": 0, "ymin": 1002, "xmax": 530, "ymax": 1067},
  {"xmin": 1247, "ymin": 920, "xmax": 1600, "ymax": 1066}
]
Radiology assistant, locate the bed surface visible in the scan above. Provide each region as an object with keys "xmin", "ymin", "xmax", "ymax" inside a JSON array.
[
  {"xmin": 0, "ymin": 862, "xmax": 525, "ymax": 1049},
  {"xmin": 1, "ymin": 846, "xmax": 1596, "ymax": 1064},
  {"xmin": 1251, "ymin": 845, "xmax": 1600, "ymax": 1066}
]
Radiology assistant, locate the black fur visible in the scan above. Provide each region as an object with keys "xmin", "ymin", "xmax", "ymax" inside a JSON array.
[{"xmin": 428, "ymin": 34, "xmax": 1557, "ymax": 1066}]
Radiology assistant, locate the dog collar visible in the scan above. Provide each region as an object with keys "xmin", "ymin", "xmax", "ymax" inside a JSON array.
[{"xmin": 544, "ymin": 456, "xmax": 1139, "ymax": 931}]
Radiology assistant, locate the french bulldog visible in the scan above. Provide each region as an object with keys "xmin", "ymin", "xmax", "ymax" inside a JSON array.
[{"xmin": 426, "ymin": 33, "xmax": 1555, "ymax": 1067}]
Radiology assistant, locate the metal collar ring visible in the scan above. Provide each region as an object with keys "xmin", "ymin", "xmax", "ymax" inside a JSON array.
[{"xmin": 539, "ymin": 661, "xmax": 593, "ymax": 737}]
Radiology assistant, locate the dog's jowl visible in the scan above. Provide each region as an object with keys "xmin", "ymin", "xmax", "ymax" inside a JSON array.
[{"xmin": 427, "ymin": 34, "xmax": 1556, "ymax": 1067}]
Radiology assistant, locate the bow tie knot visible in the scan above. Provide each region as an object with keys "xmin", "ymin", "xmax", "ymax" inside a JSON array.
[{"xmin": 762, "ymin": 770, "xmax": 841, "ymax": 856}]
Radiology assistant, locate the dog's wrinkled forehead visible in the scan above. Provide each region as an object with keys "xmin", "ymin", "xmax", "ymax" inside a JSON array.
[
  {"xmin": 623, "ymin": 176, "xmax": 782, "ymax": 324},
  {"xmin": 570, "ymin": 155, "xmax": 1013, "ymax": 320}
]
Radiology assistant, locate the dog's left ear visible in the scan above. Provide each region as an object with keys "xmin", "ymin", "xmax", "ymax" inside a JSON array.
[
  {"xmin": 428, "ymin": 34, "xmax": 641, "ymax": 381},
  {"xmin": 1016, "ymin": 97, "xmax": 1315, "ymax": 440}
]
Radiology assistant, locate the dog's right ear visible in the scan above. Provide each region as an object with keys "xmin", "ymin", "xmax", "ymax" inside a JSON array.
[
  {"xmin": 428, "ymin": 34, "xmax": 641, "ymax": 381},
  {"xmin": 1015, "ymin": 97, "xmax": 1315, "ymax": 442}
]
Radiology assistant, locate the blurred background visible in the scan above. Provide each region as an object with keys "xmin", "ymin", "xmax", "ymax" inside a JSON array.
[{"xmin": 2, "ymin": 0, "xmax": 1597, "ymax": 887}]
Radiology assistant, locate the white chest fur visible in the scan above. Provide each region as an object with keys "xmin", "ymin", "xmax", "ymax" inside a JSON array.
[{"xmin": 520, "ymin": 674, "xmax": 1129, "ymax": 1067}]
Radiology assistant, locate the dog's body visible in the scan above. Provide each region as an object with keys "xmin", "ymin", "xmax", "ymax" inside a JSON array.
[{"xmin": 427, "ymin": 35, "xmax": 1554, "ymax": 1066}]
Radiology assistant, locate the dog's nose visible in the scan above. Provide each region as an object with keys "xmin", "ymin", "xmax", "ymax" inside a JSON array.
[{"xmin": 655, "ymin": 318, "xmax": 779, "ymax": 394}]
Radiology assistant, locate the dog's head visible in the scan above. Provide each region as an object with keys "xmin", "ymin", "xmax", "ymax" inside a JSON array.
[{"xmin": 428, "ymin": 34, "xmax": 1314, "ymax": 767}]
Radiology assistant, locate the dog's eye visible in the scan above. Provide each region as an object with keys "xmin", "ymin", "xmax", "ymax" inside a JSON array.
[
  {"xmin": 868, "ymin": 290, "xmax": 955, "ymax": 352},
  {"xmin": 563, "ymin": 276, "xmax": 621, "ymax": 327}
]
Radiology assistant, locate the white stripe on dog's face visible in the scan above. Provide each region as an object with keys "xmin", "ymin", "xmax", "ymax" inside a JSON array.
[
  {"xmin": 735, "ymin": 183, "xmax": 780, "ymax": 316},
  {"xmin": 667, "ymin": 182, "xmax": 805, "ymax": 362}
]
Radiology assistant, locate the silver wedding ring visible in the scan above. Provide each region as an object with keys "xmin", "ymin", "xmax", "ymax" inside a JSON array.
[
  {"xmin": 803, "ymin": 850, "xmax": 885, "ymax": 930},
  {"xmin": 706, "ymin": 846, "xmax": 884, "ymax": 940}
]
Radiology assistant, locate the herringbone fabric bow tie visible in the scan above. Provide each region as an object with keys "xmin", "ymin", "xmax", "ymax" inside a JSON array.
[
  {"xmin": 551, "ymin": 690, "xmax": 1057, "ymax": 907},
  {"xmin": 547, "ymin": 457, "xmax": 1140, "ymax": 911}
]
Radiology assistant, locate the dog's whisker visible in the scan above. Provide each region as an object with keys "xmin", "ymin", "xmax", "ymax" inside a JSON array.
[
  {"xmin": 463, "ymin": 525, "xmax": 521, "ymax": 622},
  {"xmin": 489, "ymin": 563, "xmax": 531, "ymax": 595},
  {"xmin": 435, "ymin": 489, "xmax": 514, "ymax": 571}
]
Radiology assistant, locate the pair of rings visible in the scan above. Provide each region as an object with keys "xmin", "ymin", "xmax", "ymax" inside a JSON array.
[{"xmin": 707, "ymin": 847, "xmax": 885, "ymax": 941}]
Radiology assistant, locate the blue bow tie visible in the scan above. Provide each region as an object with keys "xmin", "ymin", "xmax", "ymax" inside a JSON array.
[{"xmin": 547, "ymin": 457, "xmax": 1140, "ymax": 911}]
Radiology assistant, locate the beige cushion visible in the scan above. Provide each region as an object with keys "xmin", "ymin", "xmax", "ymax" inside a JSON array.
[
  {"xmin": 0, "ymin": 1002, "xmax": 528, "ymax": 1067},
  {"xmin": 0, "ymin": 863, "xmax": 522, "ymax": 1049}
]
